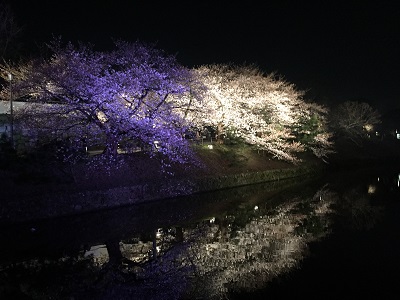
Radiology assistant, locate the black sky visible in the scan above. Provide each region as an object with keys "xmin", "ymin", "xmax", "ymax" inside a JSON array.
[{"xmin": 8, "ymin": 0, "xmax": 400, "ymax": 112}]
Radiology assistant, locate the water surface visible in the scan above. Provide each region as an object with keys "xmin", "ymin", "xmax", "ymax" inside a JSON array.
[{"xmin": 1, "ymin": 165, "xmax": 399, "ymax": 299}]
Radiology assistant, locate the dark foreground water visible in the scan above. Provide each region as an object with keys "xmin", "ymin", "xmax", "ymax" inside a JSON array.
[{"xmin": 1, "ymin": 164, "xmax": 399, "ymax": 299}]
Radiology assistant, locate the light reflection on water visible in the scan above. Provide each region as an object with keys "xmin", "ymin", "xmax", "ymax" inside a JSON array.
[{"xmin": 0, "ymin": 167, "xmax": 399, "ymax": 299}]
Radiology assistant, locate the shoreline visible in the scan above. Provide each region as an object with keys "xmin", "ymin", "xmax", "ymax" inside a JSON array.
[{"xmin": 1, "ymin": 163, "xmax": 323, "ymax": 224}]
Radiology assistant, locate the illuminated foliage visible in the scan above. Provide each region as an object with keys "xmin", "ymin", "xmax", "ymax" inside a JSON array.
[
  {"xmin": 1, "ymin": 40, "xmax": 200, "ymax": 168},
  {"xmin": 1, "ymin": 44, "xmax": 333, "ymax": 168},
  {"xmin": 182, "ymin": 64, "xmax": 333, "ymax": 162}
]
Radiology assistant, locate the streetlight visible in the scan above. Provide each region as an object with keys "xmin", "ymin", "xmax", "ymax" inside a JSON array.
[{"xmin": 7, "ymin": 72, "xmax": 13, "ymax": 148}]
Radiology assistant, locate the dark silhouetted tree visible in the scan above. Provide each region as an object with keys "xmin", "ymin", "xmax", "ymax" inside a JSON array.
[
  {"xmin": 330, "ymin": 101, "xmax": 381, "ymax": 146},
  {"xmin": 0, "ymin": 1, "xmax": 22, "ymax": 60}
]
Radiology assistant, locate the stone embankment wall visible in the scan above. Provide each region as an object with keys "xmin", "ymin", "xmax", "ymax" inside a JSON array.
[{"xmin": 1, "ymin": 165, "xmax": 322, "ymax": 223}]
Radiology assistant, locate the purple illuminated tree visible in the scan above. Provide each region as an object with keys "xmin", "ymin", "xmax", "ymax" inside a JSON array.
[{"xmin": 0, "ymin": 39, "xmax": 200, "ymax": 168}]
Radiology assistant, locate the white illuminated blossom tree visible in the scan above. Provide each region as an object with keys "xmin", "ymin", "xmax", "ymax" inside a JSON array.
[
  {"xmin": 0, "ymin": 40, "xmax": 200, "ymax": 168},
  {"xmin": 180, "ymin": 64, "xmax": 333, "ymax": 162}
]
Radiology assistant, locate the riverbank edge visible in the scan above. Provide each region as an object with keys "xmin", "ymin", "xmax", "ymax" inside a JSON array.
[{"xmin": 1, "ymin": 163, "xmax": 324, "ymax": 224}]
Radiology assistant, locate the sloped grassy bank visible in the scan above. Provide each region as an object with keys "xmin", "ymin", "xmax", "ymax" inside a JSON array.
[{"xmin": 1, "ymin": 144, "xmax": 325, "ymax": 223}]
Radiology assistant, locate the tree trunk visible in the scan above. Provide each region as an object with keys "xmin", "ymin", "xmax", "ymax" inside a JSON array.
[{"xmin": 103, "ymin": 134, "xmax": 119, "ymax": 158}]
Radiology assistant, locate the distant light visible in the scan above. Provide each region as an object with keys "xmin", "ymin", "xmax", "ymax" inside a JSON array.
[
  {"xmin": 368, "ymin": 184, "xmax": 376, "ymax": 194},
  {"xmin": 254, "ymin": 205, "xmax": 259, "ymax": 210},
  {"xmin": 364, "ymin": 124, "xmax": 373, "ymax": 132},
  {"xmin": 7, "ymin": 73, "xmax": 12, "ymax": 81},
  {"xmin": 207, "ymin": 145, "xmax": 213, "ymax": 149},
  {"xmin": 398, "ymin": 174, "xmax": 400, "ymax": 187},
  {"xmin": 209, "ymin": 217, "xmax": 215, "ymax": 223}
]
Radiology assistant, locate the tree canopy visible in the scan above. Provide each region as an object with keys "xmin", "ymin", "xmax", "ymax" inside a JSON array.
[
  {"xmin": 182, "ymin": 64, "xmax": 333, "ymax": 162},
  {"xmin": 0, "ymin": 40, "xmax": 201, "ymax": 169},
  {"xmin": 1, "ymin": 41, "xmax": 334, "ymax": 171},
  {"xmin": 330, "ymin": 101, "xmax": 381, "ymax": 146}
]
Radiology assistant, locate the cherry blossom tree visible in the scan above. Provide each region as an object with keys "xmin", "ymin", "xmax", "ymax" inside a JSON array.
[
  {"xmin": 291, "ymin": 102, "xmax": 335, "ymax": 161},
  {"xmin": 180, "ymin": 64, "xmax": 333, "ymax": 162},
  {"xmin": 0, "ymin": 39, "xmax": 200, "ymax": 168}
]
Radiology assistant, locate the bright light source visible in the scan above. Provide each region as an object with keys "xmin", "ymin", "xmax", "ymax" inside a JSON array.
[
  {"xmin": 207, "ymin": 145, "xmax": 213, "ymax": 149},
  {"xmin": 368, "ymin": 185, "xmax": 376, "ymax": 194},
  {"xmin": 96, "ymin": 111, "xmax": 108, "ymax": 123},
  {"xmin": 398, "ymin": 174, "xmax": 400, "ymax": 187},
  {"xmin": 363, "ymin": 124, "xmax": 373, "ymax": 132}
]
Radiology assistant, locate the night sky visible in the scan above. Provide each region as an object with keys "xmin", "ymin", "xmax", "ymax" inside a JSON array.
[{"xmin": 8, "ymin": 0, "xmax": 400, "ymax": 112}]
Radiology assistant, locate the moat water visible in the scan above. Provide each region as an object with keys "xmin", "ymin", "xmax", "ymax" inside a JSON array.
[{"xmin": 1, "ymin": 163, "xmax": 399, "ymax": 299}]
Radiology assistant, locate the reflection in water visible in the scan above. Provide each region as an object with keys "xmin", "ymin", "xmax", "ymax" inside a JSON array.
[
  {"xmin": 84, "ymin": 244, "xmax": 108, "ymax": 265},
  {"xmin": 0, "ymin": 184, "xmax": 337, "ymax": 299},
  {"xmin": 182, "ymin": 186, "xmax": 335, "ymax": 299},
  {"xmin": 333, "ymin": 168, "xmax": 400, "ymax": 231},
  {"xmin": 80, "ymin": 185, "xmax": 336, "ymax": 299},
  {"xmin": 0, "ymin": 168, "xmax": 398, "ymax": 299},
  {"xmin": 336, "ymin": 186, "xmax": 383, "ymax": 231}
]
